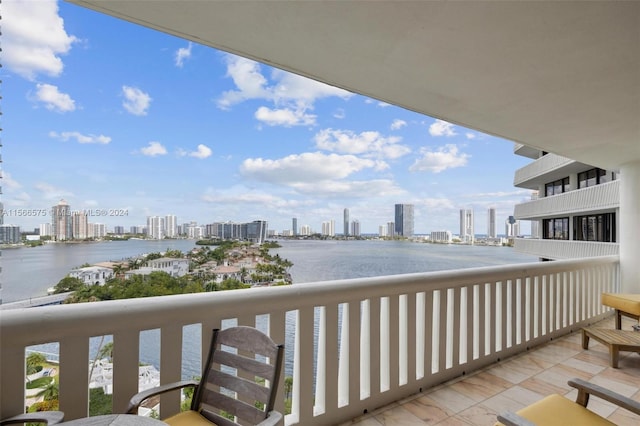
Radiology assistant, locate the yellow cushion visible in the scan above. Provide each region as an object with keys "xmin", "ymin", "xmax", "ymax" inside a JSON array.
[
  {"xmin": 496, "ymin": 394, "xmax": 615, "ymax": 426},
  {"xmin": 165, "ymin": 410, "xmax": 215, "ymax": 426},
  {"xmin": 602, "ymin": 293, "xmax": 640, "ymax": 316}
]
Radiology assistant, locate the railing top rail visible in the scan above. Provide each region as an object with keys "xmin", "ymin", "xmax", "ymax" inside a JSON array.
[{"xmin": 1, "ymin": 255, "xmax": 619, "ymax": 346}]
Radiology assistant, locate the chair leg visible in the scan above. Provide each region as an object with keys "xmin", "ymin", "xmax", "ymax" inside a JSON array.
[{"xmin": 616, "ymin": 310, "xmax": 622, "ymax": 330}]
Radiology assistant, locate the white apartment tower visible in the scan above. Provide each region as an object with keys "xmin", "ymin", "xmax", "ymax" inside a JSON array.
[
  {"xmin": 72, "ymin": 211, "xmax": 89, "ymax": 240},
  {"xmin": 321, "ymin": 220, "xmax": 335, "ymax": 237},
  {"xmin": 165, "ymin": 215, "xmax": 178, "ymax": 238},
  {"xmin": 459, "ymin": 208, "xmax": 474, "ymax": 244},
  {"xmin": 512, "ymin": 144, "xmax": 619, "ymax": 260},
  {"xmin": 351, "ymin": 219, "xmax": 360, "ymax": 237},
  {"xmin": 146, "ymin": 216, "xmax": 166, "ymax": 240}
]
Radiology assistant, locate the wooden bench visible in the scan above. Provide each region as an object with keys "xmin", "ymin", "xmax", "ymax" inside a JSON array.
[{"xmin": 582, "ymin": 327, "xmax": 640, "ymax": 368}]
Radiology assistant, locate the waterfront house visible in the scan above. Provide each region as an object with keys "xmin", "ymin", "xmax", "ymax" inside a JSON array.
[
  {"xmin": 68, "ymin": 266, "xmax": 114, "ymax": 286},
  {"xmin": 2, "ymin": 2, "xmax": 638, "ymax": 425}
]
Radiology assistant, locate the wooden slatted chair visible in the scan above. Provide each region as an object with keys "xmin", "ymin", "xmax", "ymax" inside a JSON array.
[
  {"xmin": 496, "ymin": 378, "xmax": 640, "ymax": 425},
  {"xmin": 127, "ymin": 326, "xmax": 284, "ymax": 426}
]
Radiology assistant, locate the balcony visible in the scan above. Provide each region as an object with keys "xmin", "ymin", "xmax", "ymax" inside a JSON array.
[
  {"xmin": 513, "ymin": 143, "xmax": 540, "ymax": 160},
  {"xmin": 513, "ymin": 154, "xmax": 587, "ymax": 189},
  {"xmin": 514, "ymin": 239, "xmax": 619, "ymax": 260},
  {"xmin": 514, "ymin": 180, "xmax": 620, "ymax": 220},
  {"xmin": 0, "ymin": 256, "xmax": 620, "ymax": 424}
]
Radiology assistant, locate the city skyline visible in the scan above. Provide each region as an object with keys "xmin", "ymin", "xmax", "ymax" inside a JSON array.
[{"xmin": 3, "ymin": 0, "xmax": 533, "ymax": 235}]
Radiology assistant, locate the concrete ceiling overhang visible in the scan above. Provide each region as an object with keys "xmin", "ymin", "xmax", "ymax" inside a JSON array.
[{"xmin": 68, "ymin": 1, "xmax": 640, "ymax": 171}]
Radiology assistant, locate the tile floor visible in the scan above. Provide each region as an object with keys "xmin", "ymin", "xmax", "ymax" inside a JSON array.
[{"xmin": 342, "ymin": 316, "xmax": 640, "ymax": 425}]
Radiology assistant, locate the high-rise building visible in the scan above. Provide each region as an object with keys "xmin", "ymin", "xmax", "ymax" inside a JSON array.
[
  {"xmin": 459, "ymin": 208, "xmax": 474, "ymax": 244},
  {"xmin": 165, "ymin": 215, "xmax": 178, "ymax": 238},
  {"xmin": 113, "ymin": 226, "xmax": 125, "ymax": 235},
  {"xmin": 51, "ymin": 199, "xmax": 72, "ymax": 241},
  {"xmin": 39, "ymin": 223, "xmax": 52, "ymax": 237},
  {"xmin": 505, "ymin": 216, "xmax": 521, "ymax": 238},
  {"xmin": 292, "ymin": 217, "xmax": 298, "ymax": 236},
  {"xmin": 387, "ymin": 221, "xmax": 395, "ymax": 238},
  {"xmin": 430, "ymin": 230, "xmax": 452, "ymax": 243},
  {"xmin": 351, "ymin": 219, "xmax": 360, "ymax": 237},
  {"xmin": 72, "ymin": 211, "xmax": 89, "ymax": 240},
  {"xmin": 378, "ymin": 225, "xmax": 387, "ymax": 237},
  {"xmin": 394, "ymin": 204, "xmax": 414, "ymax": 237},
  {"xmin": 321, "ymin": 220, "xmax": 335, "ymax": 236},
  {"xmin": 146, "ymin": 216, "xmax": 166, "ymax": 239},
  {"xmin": 0, "ymin": 224, "xmax": 21, "ymax": 244},
  {"xmin": 343, "ymin": 208, "xmax": 350, "ymax": 237},
  {"xmin": 487, "ymin": 207, "xmax": 497, "ymax": 238},
  {"xmin": 90, "ymin": 223, "xmax": 107, "ymax": 238}
]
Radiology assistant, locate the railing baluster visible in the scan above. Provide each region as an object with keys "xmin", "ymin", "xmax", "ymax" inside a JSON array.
[
  {"xmin": 112, "ymin": 330, "xmax": 140, "ymax": 414},
  {"xmin": 59, "ymin": 336, "xmax": 89, "ymax": 420},
  {"xmin": 159, "ymin": 325, "xmax": 182, "ymax": 419}
]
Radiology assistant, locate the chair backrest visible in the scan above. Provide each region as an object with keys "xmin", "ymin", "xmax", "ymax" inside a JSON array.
[{"xmin": 192, "ymin": 326, "xmax": 284, "ymax": 426}]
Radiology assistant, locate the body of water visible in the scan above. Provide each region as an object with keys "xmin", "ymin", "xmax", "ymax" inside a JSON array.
[{"xmin": 2, "ymin": 239, "xmax": 538, "ymax": 379}]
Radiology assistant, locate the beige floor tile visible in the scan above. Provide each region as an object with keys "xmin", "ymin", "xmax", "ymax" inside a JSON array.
[
  {"xmin": 455, "ymin": 404, "xmax": 501, "ymax": 426},
  {"xmin": 433, "ymin": 416, "xmax": 475, "ymax": 426},
  {"xmin": 449, "ymin": 371, "xmax": 511, "ymax": 403},
  {"xmin": 373, "ymin": 405, "xmax": 426, "ymax": 425},
  {"xmin": 401, "ymin": 395, "xmax": 456, "ymax": 425},
  {"xmin": 518, "ymin": 376, "xmax": 567, "ymax": 397},
  {"xmin": 426, "ymin": 386, "xmax": 477, "ymax": 414}
]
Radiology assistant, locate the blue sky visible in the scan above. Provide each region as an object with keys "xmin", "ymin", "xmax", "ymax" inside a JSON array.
[{"xmin": 2, "ymin": 0, "xmax": 533, "ymax": 235}]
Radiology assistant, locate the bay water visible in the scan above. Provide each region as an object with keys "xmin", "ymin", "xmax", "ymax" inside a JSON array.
[{"xmin": 2, "ymin": 239, "xmax": 538, "ymax": 379}]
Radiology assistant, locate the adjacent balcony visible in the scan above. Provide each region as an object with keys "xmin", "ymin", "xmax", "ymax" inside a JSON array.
[
  {"xmin": 514, "ymin": 180, "xmax": 620, "ymax": 220},
  {"xmin": 514, "ymin": 239, "xmax": 619, "ymax": 261},
  {"xmin": 513, "ymin": 154, "xmax": 585, "ymax": 189},
  {"xmin": 0, "ymin": 256, "xmax": 620, "ymax": 425}
]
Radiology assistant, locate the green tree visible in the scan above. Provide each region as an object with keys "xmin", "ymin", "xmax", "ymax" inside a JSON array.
[
  {"xmin": 53, "ymin": 276, "xmax": 84, "ymax": 293},
  {"xmin": 26, "ymin": 352, "xmax": 47, "ymax": 375},
  {"xmin": 35, "ymin": 381, "xmax": 59, "ymax": 401}
]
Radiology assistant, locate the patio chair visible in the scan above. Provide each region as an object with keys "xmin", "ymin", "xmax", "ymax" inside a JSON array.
[
  {"xmin": 496, "ymin": 378, "xmax": 640, "ymax": 425},
  {"xmin": 127, "ymin": 326, "xmax": 284, "ymax": 426},
  {"xmin": 1, "ymin": 411, "xmax": 64, "ymax": 425}
]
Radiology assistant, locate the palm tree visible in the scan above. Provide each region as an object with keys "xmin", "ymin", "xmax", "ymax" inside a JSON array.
[
  {"xmin": 26, "ymin": 352, "xmax": 47, "ymax": 375},
  {"xmin": 36, "ymin": 381, "xmax": 59, "ymax": 401}
]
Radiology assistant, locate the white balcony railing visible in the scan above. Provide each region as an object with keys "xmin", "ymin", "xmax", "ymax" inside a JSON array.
[
  {"xmin": 513, "ymin": 153, "xmax": 575, "ymax": 187},
  {"xmin": 514, "ymin": 180, "xmax": 620, "ymax": 220},
  {"xmin": 1, "ymin": 257, "xmax": 619, "ymax": 424}
]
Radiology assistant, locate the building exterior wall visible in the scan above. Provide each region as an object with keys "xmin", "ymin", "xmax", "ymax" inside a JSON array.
[{"xmin": 513, "ymin": 147, "xmax": 620, "ymax": 260}]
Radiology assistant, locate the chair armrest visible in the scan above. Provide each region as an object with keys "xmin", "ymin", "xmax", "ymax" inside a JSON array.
[
  {"xmin": 1, "ymin": 411, "xmax": 65, "ymax": 425},
  {"xmin": 569, "ymin": 378, "xmax": 640, "ymax": 415},
  {"xmin": 496, "ymin": 411, "xmax": 536, "ymax": 426},
  {"xmin": 126, "ymin": 380, "xmax": 199, "ymax": 414},
  {"xmin": 256, "ymin": 410, "xmax": 283, "ymax": 426}
]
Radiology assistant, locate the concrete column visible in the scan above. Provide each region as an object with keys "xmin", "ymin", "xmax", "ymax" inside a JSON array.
[{"xmin": 619, "ymin": 160, "xmax": 640, "ymax": 293}]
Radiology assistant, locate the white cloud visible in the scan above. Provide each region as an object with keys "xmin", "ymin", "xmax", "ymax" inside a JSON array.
[
  {"xmin": 377, "ymin": 101, "xmax": 391, "ymax": 108},
  {"xmin": 202, "ymin": 187, "xmax": 301, "ymax": 208},
  {"xmin": 390, "ymin": 119, "xmax": 407, "ymax": 130},
  {"xmin": 240, "ymin": 152, "xmax": 376, "ymax": 184},
  {"xmin": 429, "ymin": 119, "xmax": 457, "ymax": 137},
  {"xmin": 314, "ymin": 129, "xmax": 410, "ymax": 160},
  {"xmin": 290, "ymin": 179, "xmax": 404, "ymax": 198},
  {"xmin": 2, "ymin": 0, "xmax": 77, "ymax": 80},
  {"xmin": 140, "ymin": 141, "xmax": 167, "ymax": 157},
  {"xmin": 49, "ymin": 131, "xmax": 111, "ymax": 144},
  {"xmin": 189, "ymin": 144, "xmax": 212, "ymax": 159},
  {"xmin": 255, "ymin": 106, "xmax": 316, "ymax": 127},
  {"xmin": 35, "ymin": 182, "xmax": 74, "ymax": 200},
  {"xmin": 333, "ymin": 109, "xmax": 346, "ymax": 119},
  {"xmin": 217, "ymin": 55, "xmax": 351, "ymax": 126},
  {"xmin": 466, "ymin": 132, "xmax": 476, "ymax": 139},
  {"xmin": 410, "ymin": 144, "xmax": 470, "ymax": 173},
  {"xmin": 122, "ymin": 85, "xmax": 152, "ymax": 116},
  {"xmin": 1, "ymin": 171, "xmax": 22, "ymax": 190},
  {"xmin": 175, "ymin": 42, "xmax": 192, "ymax": 67},
  {"xmin": 34, "ymin": 83, "xmax": 76, "ymax": 112}
]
